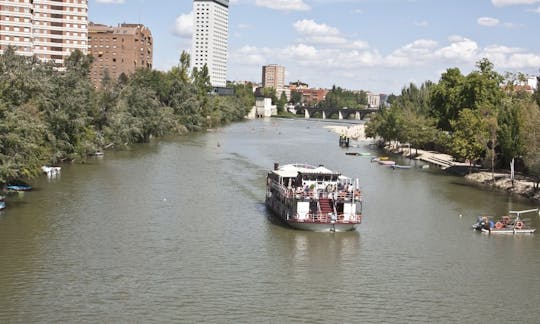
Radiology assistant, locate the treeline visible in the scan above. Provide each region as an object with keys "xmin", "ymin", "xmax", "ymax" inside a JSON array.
[
  {"xmin": 0, "ymin": 48, "xmax": 254, "ymax": 185},
  {"xmin": 366, "ymin": 58, "xmax": 540, "ymax": 185}
]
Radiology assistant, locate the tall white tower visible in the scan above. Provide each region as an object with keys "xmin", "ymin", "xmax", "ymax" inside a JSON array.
[{"xmin": 191, "ymin": 0, "xmax": 229, "ymax": 88}]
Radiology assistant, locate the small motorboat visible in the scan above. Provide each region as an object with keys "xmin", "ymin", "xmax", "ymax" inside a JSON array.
[
  {"xmin": 41, "ymin": 166, "xmax": 61, "ymax": 175},
  {"xmin": 345, "ymin": 152, "xmax": 360, "ymax": 156},
  {"xmin": 6, "ymin": 185, "xmax": 32, "ymax": 192},
  {"xmin": 0, "ymin": 196, "xmax": 5, "ymax": 210},
  {"xmin": 371, "ymin": 156, "xmax": 388, "ymax": 162},
  {"xmin": 472, "ymin": 209, "xmax": 538, "ymax": 234},
  {"xmin": 378, "ymin": 160, "xmax": 396, "ymax": 166},
  {"xmin": 391, "ymin": 164, "xmax": 412, "ymax": 169}
]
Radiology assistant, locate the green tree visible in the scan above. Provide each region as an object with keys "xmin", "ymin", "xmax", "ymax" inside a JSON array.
[
  {"xmin": 520, "ymin": 101, "xmax": 540, "ymax": 189},
  {"xmin": 0, "ymin": 101, "xmax": 47, "ymax": 184},
  {"xmin": 497, "ymin": 98, "xmax": 524, "ymax": 168},
  {"xmin": 451, "ymin": 109, "xmax": 488, "ymax": 172},
  {"xmin": 534, "ymin": 77, "xmax": 540, "ymax": 107},
  {"xmin": 290, "ymin": 91, "xmax": 303, "ymax": 105},
  {"xmin": 430, "ymin": 67, "xmax": 465, "ymax": 131},
  {"xmin": 277, "ymin": 91, "xmax": 288, "ymax": 113}
]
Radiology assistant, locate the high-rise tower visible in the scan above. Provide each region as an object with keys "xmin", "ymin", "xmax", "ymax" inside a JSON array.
[
  {"xmin": 262, "ymin": 64, "xmax": 285, "ymax": 89},
  {"xmin": 0, "ymin": 0, "xmax": 89, "ymax": 67},
  {"xmin": 191, "ymin": 0, "xmax": 229, "ymax": 88}
]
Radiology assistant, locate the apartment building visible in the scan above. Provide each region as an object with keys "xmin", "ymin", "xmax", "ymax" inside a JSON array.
[
  {"xmin": 0, "ymin": 0, "xmax": 88, "ymax": 67},
  {"xmin": 262, "ymin": 64, "xmax": 285, "ymax": 89},
  {"xmin": 88, "ymin": 22, "xmax": 152, "ymax": 87},
  {"xmin": 191, "ymin": 0, "xmax": 229, "ymax": 88}
]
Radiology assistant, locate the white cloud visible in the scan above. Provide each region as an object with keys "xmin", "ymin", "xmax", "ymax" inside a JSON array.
[
  {"xmin": 482, "ymin": 45, "xmax": 540, "ymax": 68},
  {"xmin": 435, "ymin": 36, "xmax": 479, "ymax": 61},
  {"xmin": 492, "ymin": 0, "xmax": 540, "ymax": 6},
  {"xmin": 255, "ymin": 0, "xmax": 310, "ymax": 11},
  {"xmin": 96, "ymin": 0, "xmax": 125, "ymax": 3},
  {"xmin": 478, "ymin": 17, "xmax": 500, "ymax": 27},
  {"xmin": 293, "ymin": 19, "xmax": 350, "ymax": 45},
  {"xmin": 293, "ymin": 19, "xmax": 340, "ymax": 36},
  {"xmin": 414, "ymin": 21, "xmax": 429, "ymax": 28},
  {"xmin": 228, "ymin": 17, "xmax": 540, "ymax": 92},
  {"xmin": 173, "ymin": 12, "xmax": 193, "ymax": 38},
  {"xmin": 387, "ymin": 39, "xmax": 438, "ymax": 66},
  {"xmin": 232, "ymin": 45, "xmax": 271, "ymax": 65}
]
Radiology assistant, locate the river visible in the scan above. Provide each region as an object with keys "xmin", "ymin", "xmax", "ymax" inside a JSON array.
[{"xmin": 1, "ymin": 118, "xmax": 539, "ymax": 323}]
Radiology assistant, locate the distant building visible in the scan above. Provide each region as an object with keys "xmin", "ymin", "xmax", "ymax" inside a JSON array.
[
  {"xmin": 191, "ymin": 0, "xmax": 229, "ymax": 88},
  {"xmin": 292, "ymin": 88, "xmax": 329, "ymax": 105},
  {"xmin": 289, "ymin": 81, "xmax": 309, "ymax": 90},
  {"xmin": 367, "ymin": 92, "xmax": 381, "ymax": 108},
  {"xmin": 88, "ymin": 23, "xmax": 153, "ymax": 87},
  {"xmin": 262, "ymin": 64, "xmax": 285, "ymax": 89},
  {"xmin": 0, "ymin": 0, "xmax": 89, "ymax": 68},
  {"xmin": 527, "ymin": 75, "xmax": 538, "ymax": 91},
  {"xmin": 254, "ymin": 97, "xmax": 277, "ymax": 117}
]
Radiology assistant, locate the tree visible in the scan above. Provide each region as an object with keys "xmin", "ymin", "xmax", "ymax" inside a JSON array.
[
  {"xmin": 461, "ymin": 59, "xmax": 504, "ymax": 111},
  {"xmin": 479, "ymin": 105, "xmax": 499, "ymax": 182},
  {"xmin": 277, "ymin": 91, "xmax": 287, "ymax": 113},
  {"xmin": 451, "ymin": 109, "xmax": 488, "ymax": 172},
  {"xmin": 0, "ymin": 101, "xmax": 47, "ymax": 184},
  {"xmin": 534, "ymin": 77, "xmax": 540, "ymax": 107},
  {"xmin": 290, "ymin": 91, "xmax": 303, "ymax": 105},
  {"xmin": 520, "ymin": 101, "xmax": 540, "ymax": 189},
  {"xmin": 430, "ymin": 68, "xmax": 465, "ymax": 131},
  {"xmin": 497, "ymin": 98, "xmax": 524, "ymax": 168},
  {"xmin": 45, "ymin": 50, "xmax": 97, "ymax": 161}
]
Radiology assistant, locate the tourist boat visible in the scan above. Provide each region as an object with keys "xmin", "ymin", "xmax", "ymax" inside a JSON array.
[
  {"xmin": 472, "ymin": 209, "xmax": 538, "ymax": 234},
  {"xmin": 265, "ymin": 163, "xmax": 362, "ymax": 232}
]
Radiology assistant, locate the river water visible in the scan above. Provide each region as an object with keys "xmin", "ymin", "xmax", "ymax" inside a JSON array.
[{"xmin": 1, "ymin": 118, "xmax": 539, "ymax": 323}]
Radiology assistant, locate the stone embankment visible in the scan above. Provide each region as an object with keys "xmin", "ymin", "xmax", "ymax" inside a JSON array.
[
  {"xmin": 325, "ymin": 123, "xmax": 540, "ymax": 202},
  {"xmin": 465, "ymin": 172, "xmax": 540, "ymax": 201},
  {"xmin": 324, "ymin": 124, "xmax": 366, "ymax": 140}
]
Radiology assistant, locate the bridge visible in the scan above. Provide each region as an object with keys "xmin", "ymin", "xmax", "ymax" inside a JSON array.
[{"xmin": 293, "ymin": 106, "xmax": 379, "ymax": 120}]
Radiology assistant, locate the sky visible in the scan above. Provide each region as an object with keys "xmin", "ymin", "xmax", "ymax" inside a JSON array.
[{"xmin": 89, "ymin": 0, "xmax": 540, "ymax": 94}]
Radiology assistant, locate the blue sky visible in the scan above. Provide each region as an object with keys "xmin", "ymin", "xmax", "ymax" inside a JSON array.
[{"xmin": 90, "ymin": 0, "xmax": 540, "ymax": 94}]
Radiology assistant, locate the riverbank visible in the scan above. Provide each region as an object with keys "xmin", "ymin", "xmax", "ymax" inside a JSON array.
[
  {"xmin": 465, "ymin": 172, "xmax": 540, "ymax": 201},
  {"xmin": 325, "ymin": 123, "xmax": 540, "ymax": 202}
]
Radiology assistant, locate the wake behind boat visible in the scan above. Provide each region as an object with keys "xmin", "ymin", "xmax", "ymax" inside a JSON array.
[{"xmin": 265, "ymin": 163, "xmax": 362, "ymax": 232}]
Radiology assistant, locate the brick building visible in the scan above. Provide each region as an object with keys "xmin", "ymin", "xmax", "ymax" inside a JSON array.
[
  {"xmin": 88, "ymin": 22, "xmax": 152, "ymax": 87},
  {"xmin": 289, "ymin": 82, "xmax": 328, "ymax": 105}
]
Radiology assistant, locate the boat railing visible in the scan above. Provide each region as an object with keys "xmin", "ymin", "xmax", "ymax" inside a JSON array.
[
  {"xmin": 293, "ymin": 189, "xmax": 362, "ymax": 201},
  {"xmin": 296, "ymin": 212, "xmax": 362, "ymax": 224}
]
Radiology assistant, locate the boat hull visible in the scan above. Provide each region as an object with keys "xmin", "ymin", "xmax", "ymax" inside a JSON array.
[
  {"xmin": 265, "ymin": 198, "xmax": 358, "ymax": 232},
  {"xmin": 286, "ymin": 221, "xmax": 357, "ymax": 232},
  {"xmin": 481, "ymin": 228, "xmax": 536, "ymax": 234}
]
